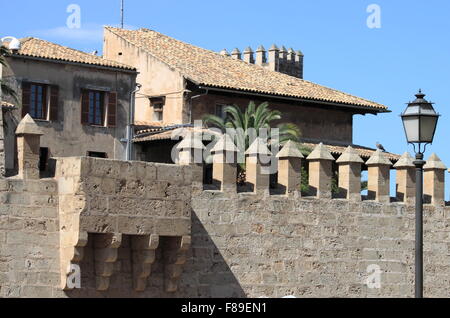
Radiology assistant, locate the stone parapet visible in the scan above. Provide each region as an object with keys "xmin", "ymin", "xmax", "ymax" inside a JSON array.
[{"xmin": 55, "ymin": 157, "xmax": 192, "ymax": 292}]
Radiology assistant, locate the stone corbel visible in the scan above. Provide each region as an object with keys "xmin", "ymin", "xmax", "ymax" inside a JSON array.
[
  {"xmin": 94, "ymin": 233, "xmax": 122, "ymax": 291},
  {"xmin": 131, "ymin": 234, "xmax": 160, "ymax": 291},
  {"xmin": 164, "ymin": 236, "xmax": 191, "ymax": 293},
  {"xmin": 60, "ymin": 230, "xmax": 88, "ymax": 290}
]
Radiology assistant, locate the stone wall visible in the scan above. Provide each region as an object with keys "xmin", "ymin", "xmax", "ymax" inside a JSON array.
[
  {"xmin": 1, "ymin": 131, "xmax": 450, "ymax": 298},
  {"xmin": 0, "ymin": 154, "xmax": 193, "ymax": 297}
]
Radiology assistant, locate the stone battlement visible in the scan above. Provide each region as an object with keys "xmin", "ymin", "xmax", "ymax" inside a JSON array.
[
  {"xmin": 1, "ymin": 118, "xmax": 450, "ymax": 298},
  {"xmin": 190, "ymin": 136, "xmax": 447, "ymax": 208},
  {"xmin": 220, "ymin": 45, "xmax": 304, "ymax": 79}
]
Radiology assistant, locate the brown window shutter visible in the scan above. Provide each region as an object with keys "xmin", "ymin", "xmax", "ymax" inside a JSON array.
[
  {"xmin": 21, "ymin": 82, "xmax": 31, "ymax": 117},
  {"xmin": 107, "ymin": 91, "xmax": 117, "ymax": 127},
  {"xmin": 49, "ymin": 85, "xmax": 59, "ymax": 121},
  {"xmin": 81, "ymin": 90, "xmax": 90, "ymax": 124}
]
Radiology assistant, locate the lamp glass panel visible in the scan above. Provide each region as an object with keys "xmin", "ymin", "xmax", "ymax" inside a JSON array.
[
  {"xmin": 419, "ymin": 116, "xmax": 438, "ymax": 142},
  {"xmin": 404, "ymin": 105, "xmax": 420, "ymax": 115},
  {"xmin": 402, "ymin": 116, "xmax": 419, "ymax": 143}
]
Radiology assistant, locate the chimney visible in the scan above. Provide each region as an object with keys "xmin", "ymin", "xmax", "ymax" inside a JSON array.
[
  {"xmin": 255, "ymin": 45, "xmax": 266, "ymax": 65},
  {"xmin": 287, "ymin": 48, "xmax": 296, "ymax": 76},
  {"xmin": 231, "ymin": 48, "xmax": 241, "ymax": 60},
  {"xmin": 219, "ymin": 49, "xmax": 230, "ymax": 57},
  {"xmin": 295, "ymin": 50, "xmax": 304, "ymax": 79},
  {"xmin": 278, "ymin": 46, "xmax": 287, "ymax": 73},
  {"xmin": 243, "ymin": 47, "xmax": 254, "ymax": 64},
  {"xmin": 268, "ymin": 44, "xmax": 279, "ymax": 72}
]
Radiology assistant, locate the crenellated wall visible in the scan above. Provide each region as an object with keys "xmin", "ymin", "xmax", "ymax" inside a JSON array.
[{"xmin": 1, "ymin": 121, "xmax": 450, "ymax": 298}]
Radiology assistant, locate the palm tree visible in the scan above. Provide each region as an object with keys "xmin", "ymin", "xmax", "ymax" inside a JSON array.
[
  {"xmin": 203, "ymin": 101, "xmax": 302, "ymax": 151},
  {"xmin": 0, "ymin": 45, "xmax": 17, "ymax": 102},
  {"xmin": 203, "ymin": 101, "xmax": 306, "ymax": 183}
]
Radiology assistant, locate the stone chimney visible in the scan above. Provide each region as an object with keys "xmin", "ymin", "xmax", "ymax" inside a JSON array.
[
  {"xmin": 219, "ymin": 49, "xmax": 230, "ymax": 57},
  {"xmin": 295, "ymin": 50, "xmax": 304, "ymax": 79},
  {"xmin": 231, "ymin": 48, "xmax": 241, "ymax": 60},
  {"xmin": 268, "ymin": 44, "xmax": 279, "ymax": 72},
  {"xmin": 224, "ymin": 43, "xmax": 304, "ymax": 78},
  {"xmin": 243, "ymin": 47, "xmax": 254, "ymax": 64},
  {"xmin": 255, "ymin": 45, "xmax": 266, "ymax": 65}
]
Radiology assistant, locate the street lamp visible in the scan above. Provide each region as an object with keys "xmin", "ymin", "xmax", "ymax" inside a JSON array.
[{"xmin": 401, "ymin": 90, "xmax": 440, "ymax": 298}]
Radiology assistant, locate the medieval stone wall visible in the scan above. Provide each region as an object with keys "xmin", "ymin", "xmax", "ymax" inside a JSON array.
[{"xmin": 1, "ymin": 129, "xmax": 450, "ymax": 298}]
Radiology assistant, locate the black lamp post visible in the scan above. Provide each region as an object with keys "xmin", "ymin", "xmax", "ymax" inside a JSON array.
[{"xmin": 401, "ymin": 90, "xmax": 440, "ymax": 298}]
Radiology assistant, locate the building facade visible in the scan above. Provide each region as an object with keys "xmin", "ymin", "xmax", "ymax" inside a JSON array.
[
  {"xmin": 102, "ymin": 27, "xmax": 390, "ymax": 163},
  {"xmin": 1, "ymin": 37, "xmax": 137, "ymax": 176}
]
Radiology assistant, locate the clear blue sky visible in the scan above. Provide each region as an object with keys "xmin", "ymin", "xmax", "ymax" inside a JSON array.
[{"xmin": 2, "ymin": 0, "xmax": 450, "ymax": 196}]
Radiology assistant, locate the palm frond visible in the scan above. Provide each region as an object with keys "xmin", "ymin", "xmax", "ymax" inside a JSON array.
[{"xmin": 203, "ymin": 114, "xmax": 226, "ymax": 131}]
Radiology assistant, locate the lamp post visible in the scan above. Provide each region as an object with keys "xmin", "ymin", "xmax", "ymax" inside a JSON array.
[{"xmin": 401, "ymin": 90, "xmax": 440, "ymax": 298}]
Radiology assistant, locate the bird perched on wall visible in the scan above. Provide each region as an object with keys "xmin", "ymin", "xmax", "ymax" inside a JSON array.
[{"xmin": 376, "ymin": 142, "xmax": 386, "ymax": 152}]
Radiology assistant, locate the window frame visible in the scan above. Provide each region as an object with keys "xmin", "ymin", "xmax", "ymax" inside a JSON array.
[
  {"xmin": 150, "ymin": 97, "xmax": 165, "ymax": 122},
  {"xmin": 87, "ymin": 90, "xmax": 106, "ymax": 126},
  {"xmin": 29, "ymin": 83, "xmax": 49, "ymax": 120}
]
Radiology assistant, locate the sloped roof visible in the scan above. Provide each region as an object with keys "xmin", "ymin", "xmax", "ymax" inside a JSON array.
[
  {"xmin": 9, "ymin": 37, "xmax": 135, "ymax": 71},
  {"xmin": 106, "ymin": 26, "xmax": 388, "ymax": 112},
  {"xmin": 133, "ymin": 126, "xmax": 401, "ymax": 161}
]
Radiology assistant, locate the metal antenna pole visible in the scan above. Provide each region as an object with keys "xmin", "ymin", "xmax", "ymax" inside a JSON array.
[{"xmin": 121, "ymin": 0, "xmax": 124, "ymax": 28}]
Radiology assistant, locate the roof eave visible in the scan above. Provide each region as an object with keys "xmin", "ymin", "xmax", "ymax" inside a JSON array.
[
  {"xmin": 9, "ymin": 53, "xmax": 138, "ymax": 74},
  {"xmin": 197, "ymin": 84, "xmax": 390, "ymax": 114}
]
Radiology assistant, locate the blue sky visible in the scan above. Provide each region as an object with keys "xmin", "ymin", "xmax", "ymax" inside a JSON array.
[{"xmin": 1, "ymin": 0, "xmax": 450, "ymax": 196}]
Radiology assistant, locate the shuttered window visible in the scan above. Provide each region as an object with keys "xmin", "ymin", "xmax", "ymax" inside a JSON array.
[
  {"xmin": 107, "ymin": 92, "xmax": 117, "ymax": 127},
  {"xmin": 49, "ymin": 85, "xmax": 59, "ymax": 121},
  {"xmin": 81, "ymin": 90, "xmax": 117, "ymax": 127},
  {"xmin": 22, "ymin": 82, "xmax": 59, "ymax": 121}
]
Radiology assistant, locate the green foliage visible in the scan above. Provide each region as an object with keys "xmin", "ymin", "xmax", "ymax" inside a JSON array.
[
  {"xmin": 300, "ymin": 166, "xmax": 309, "ymax": 194},
  {"xmin": 203, "ymin": 101, "xmax": 301, "ymax": 149},
  {"xmin": 361, "ymin": 180, "xmax": 368, "ymax": 191},
  {"xmin": 331, "ymin": 170, "xmax": 339, "ymax": 195}
]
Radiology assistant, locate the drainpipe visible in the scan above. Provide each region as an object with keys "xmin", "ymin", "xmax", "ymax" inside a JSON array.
[{"xmin": 126, "ymin": 83, "xmax": 142, "ymax": 161}]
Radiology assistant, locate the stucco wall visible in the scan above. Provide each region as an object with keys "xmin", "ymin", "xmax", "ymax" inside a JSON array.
[
  {"xmin": 103, "ymin": 29, "xmax": 187, "ymax": 125},
  {"xmin": 2, "ymin": 57, "xmax": 135, "ymax": 172}
]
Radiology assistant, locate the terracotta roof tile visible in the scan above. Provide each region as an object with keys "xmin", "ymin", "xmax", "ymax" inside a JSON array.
[
  {"xmin": 10, "ymin": 37, "xmax": 135, "ymax": 71},
  {"xmin": 106, "ymin": 27, "xmax": 388, "ymax": 112},
  {"xmin": 133, "ymin": 127, "xmax": 400, "ymax": 161}
]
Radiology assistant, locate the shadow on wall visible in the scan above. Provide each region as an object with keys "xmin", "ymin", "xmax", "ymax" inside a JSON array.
[
  {"xmin": 64, "ymin": 213, "xmax": 245, "ymax": 298},
  {"xmin": 186, "ymin": 212, "xmax": 246, "ymax": 298}
]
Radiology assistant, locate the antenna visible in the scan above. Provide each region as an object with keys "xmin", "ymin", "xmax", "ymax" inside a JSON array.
[{"xmin": 120, "ymin": 0, "xmax": 124, "ymax": 28}]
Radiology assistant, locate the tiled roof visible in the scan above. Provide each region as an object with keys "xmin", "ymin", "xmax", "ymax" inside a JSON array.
[
  {"xmin": 106, "ymin": 27, "xmax": 388, "ymax": 112},
  {"xmin": 301, "ymin": 141, "xmax": 400, "ymax": 161},
  {"xmin": 133, "ymin": 127, "xmax": 400, "ymax": 161},
  {"xmin": 9, "ymin": 37, "xmax": 135, "ymax": 71}
]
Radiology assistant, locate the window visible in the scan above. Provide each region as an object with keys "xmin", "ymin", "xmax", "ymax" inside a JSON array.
[
  {"xmin": 215, "ymin": 104, "xmax": 229, "ymax": 119},
  {"xmin": 89, "ymin": 91, "xmax": 104, "ymax": 125},
  {"xmin": 150, "ymin": 97, "xmax": 165, "ymax": 122},
  {"xmin": 22, "ymin": 82, "xmax": 59, "ymax": 121},
  {"xmin": 30, "ymin": 84, "xmax": 47, "ymax": 119},
  {"xmin": 81, "ymin": 90, "xmax": 117, "ymax": 127},
  {"xmin": 87, "ymin": 151, "xmax": 108, "ymax": 158}
]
